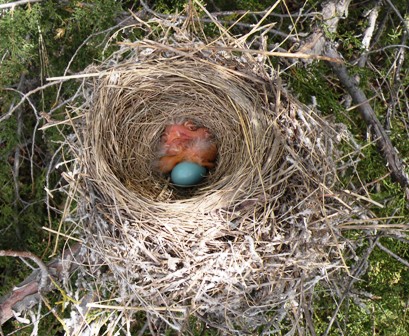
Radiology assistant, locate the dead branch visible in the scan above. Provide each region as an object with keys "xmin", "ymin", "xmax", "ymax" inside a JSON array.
[
  {"xmin": 325, "ymin": 45, "xmax": 409, "ymax": 193},
  {"xmin": 296, "ymin": 0, "xmax": 409, "ymax": 196},
  {"xmin": 0, "ymin": 243, "xmax": 84, "ymax": 326}
]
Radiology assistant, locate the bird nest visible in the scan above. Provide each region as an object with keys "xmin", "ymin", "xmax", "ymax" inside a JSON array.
[{"xmin": 58, "ymin": 28, "xmax": 363, "ymax": 334}]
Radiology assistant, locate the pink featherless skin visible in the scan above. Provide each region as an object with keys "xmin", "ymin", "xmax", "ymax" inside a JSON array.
[{"xmin": 156, "ymin": 120, "xmax": 217, "ymax": 174}]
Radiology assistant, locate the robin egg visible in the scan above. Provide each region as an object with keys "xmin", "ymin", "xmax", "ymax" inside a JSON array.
[{"xmin": 171, "ymin": 161, "xmax": 207, "ymax": 187}]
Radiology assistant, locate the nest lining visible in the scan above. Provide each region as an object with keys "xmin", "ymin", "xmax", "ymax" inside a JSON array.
[
  {"xmin": 86, "ymin": 60, "xmax": 278, "ymax": 208},
  {"xmin": 63, "ymin": 43, "xmax": 361, "ymax": 332}
]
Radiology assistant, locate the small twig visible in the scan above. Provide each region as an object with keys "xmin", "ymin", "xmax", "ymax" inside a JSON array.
[
  {"xmin": 0, "ymin": 81, "xmax": 62, "ymax": 123},
  {"xmin": 210, "ymin": 9, "xmax": 321, "ymax": 18},
  {"xmin": 384, "ymin": 0, "xmax": 409, "ymax": 36},
  {"xmin": 384, "ymin": 29, "xmax": 407, "ymax": 130},
  {"xmin": 141, "ymin": 0, "xmax": 320, "ymax": 20},
  {"xmin": 10, "ymin": 75, "xmax": 27, "ymax": 231},
  {"xmin": 0, "ymin": 0, "xmax": 42, "ymax": 9},
  {"xmin": 117, "ymin": 40, "xmax": 342, "ymax": 63},
  {"xmin": 375, "ymin": 241, "xmax": 409, "ymax": 268},
  {"xmin": 0, "ymin": 250, "xmax": 48, "ymax": 290},
  {"xmin": 54, "ymin": 15, "xmax": 136, "ymax": 103}
]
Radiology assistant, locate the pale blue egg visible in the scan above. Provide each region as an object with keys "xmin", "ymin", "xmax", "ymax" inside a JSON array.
[{"xmin": 171, "ymin": 161, "xmax": 207, "ymax": 187}]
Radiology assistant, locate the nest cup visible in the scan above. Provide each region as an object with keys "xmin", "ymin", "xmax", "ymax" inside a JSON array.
[{"xmin": 87, "ymin": 59, "xmax": 279, "ymax": 207}]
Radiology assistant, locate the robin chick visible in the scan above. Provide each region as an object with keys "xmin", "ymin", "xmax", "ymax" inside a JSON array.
[
  {"xmin": 161, "ymin": 120, "xmax": 211, "ymax": 154},
  {"xmin": 158, "ymin": 138, "xmax": 217, "ymax": 173},
  {"xmin": 156, "ymin": 120, "xmax": 217, "ymax": 174}
]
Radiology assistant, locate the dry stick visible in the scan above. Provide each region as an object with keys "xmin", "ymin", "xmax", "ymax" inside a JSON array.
[
  {"xmin": 325, "ymin": 46, "xmax": 409, "ymax": 196},
  {"xmin": 375, "ymin": 241, "xmax": 409, "ymax": 268},
  {"xmin": 0, "ymin": 243, "xmax": 84, "ymax": 325},
  {"xmin": 384, "ymin": 0, "xmax": 409, "ymax": 36},
  {"xmin": 206, "ymin": 8, "xmax": 321, "ymax": 18},
  {"xmin": 11, "ymin": 75, "xmax": 26, "ymax": 209},
  {"xmin": 385, "ymin": 29, "xmax": 407, "ymax": 131},
  {"xmin": 357, "ymin": 4, "xmax": 380, "ymax": 68},
  {"xmin": 140, "ymin": 0, "xmax": 319, "ymax": 20},
  {"xmin": 0, "ymin": 81, "xmax": 62, "ymax": 123},
  {"xmin": 0, "ymin": 0, "xmax": 42, "ymax": 9}
]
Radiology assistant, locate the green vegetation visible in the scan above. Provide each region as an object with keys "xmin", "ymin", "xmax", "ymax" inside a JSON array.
[
  {"xmin": 1, "ymin": 0, "xmax": 409, "ymax": 335},
  {"xmin": 0, "ymin": 0, "xmax": 123, "ymax": 333}
]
